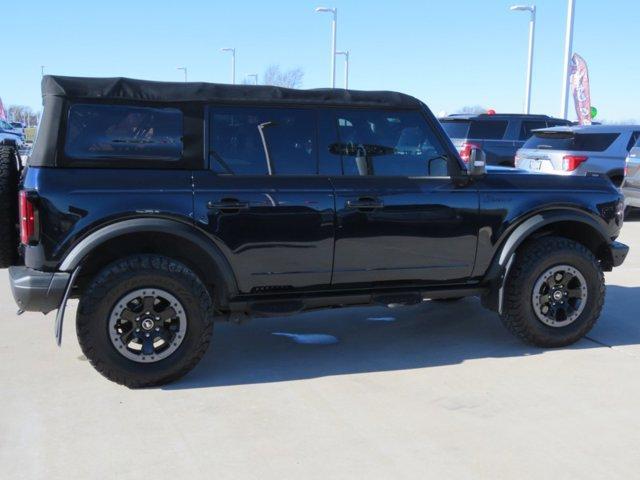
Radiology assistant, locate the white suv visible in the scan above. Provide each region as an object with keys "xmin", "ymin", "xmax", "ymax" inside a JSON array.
[{"xmin": 515, "ymin": 125, "xmax": 640, "ymax": 187}]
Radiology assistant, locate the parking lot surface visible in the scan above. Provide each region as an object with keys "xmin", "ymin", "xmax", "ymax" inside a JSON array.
[{"xmin": 2, "ymin": 219, "xmax": 640, "ymax": 480}]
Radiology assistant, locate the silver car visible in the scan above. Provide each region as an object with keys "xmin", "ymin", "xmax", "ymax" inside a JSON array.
[
  {"xmin": 623, "ymin": 136, "xmax": 640, "ymax": 211},
  {"xmin": 515, "ymin": 125, "xmax": 640, "ymax": 187}
]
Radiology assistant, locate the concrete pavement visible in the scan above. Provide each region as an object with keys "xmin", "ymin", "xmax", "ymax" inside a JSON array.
[{"xmin": 1, "ymin": 219, "xmax": 640, "ymax": 479}]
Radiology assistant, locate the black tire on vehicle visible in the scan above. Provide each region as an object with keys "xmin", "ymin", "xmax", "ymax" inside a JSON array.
[
  {"xmin": 0, "ymin": 145, "xmax": 19, "ymax": 268},
  {"xmin": 432, "ymin": 297, "xmax": 464, "ymax": 302},
  {"xmin": 500, "ymin": 236, "xmax": 604, "ymax": 348},
  {"xmin": 77, "ymin": 255, "xmax": 214, "ymax": 388}
]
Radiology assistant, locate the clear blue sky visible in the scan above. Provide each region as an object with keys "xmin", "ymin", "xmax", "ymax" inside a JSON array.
[{"xmin": 3, "ymin": 0, "xmax": 639, "ymax": 122}]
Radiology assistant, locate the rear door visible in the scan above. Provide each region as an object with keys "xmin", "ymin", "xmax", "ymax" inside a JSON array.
[
  {"xmin": 319, "ymin": 108, "xmax": 479, "ymax": 286},
  {"xmin": 193, "ymin": 106, "xmax": 335, "ymax": 294}
]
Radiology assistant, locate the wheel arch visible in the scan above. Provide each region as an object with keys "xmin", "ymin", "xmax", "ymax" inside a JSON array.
[
  {"xmin": 481, "ymin": 210, "xmax": 612, "ymax": 312},
  {"xmin": 60, "ymin": 218, "xmax": 238, "ymax": 309}
]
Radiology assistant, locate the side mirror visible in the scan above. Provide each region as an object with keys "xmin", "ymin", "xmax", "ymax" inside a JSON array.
[{"xmin": 468, "ymin": 147, "xmax": 486, "ymax": 177}]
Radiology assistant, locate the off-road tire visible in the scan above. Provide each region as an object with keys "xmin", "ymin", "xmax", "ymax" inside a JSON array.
[
  {"xmin": 77, "ymin": 255, "xmax": 214, "ymax": 388},
  {"xmin": 0, "ymin": 145, "xmax": 19, "ymax": 268},
  {"xmin": 500, "ymin": 236, "xmax": 605, "ymax": 347}
]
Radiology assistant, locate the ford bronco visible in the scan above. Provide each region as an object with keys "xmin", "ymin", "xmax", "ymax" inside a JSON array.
[{"xmin": 1, "ymin": 76, "xmax": 628, "ymax": 387}]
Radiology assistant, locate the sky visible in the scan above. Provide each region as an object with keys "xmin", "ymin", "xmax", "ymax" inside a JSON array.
[{"xmin": 2, "ymin": 0, "xmax": 639, "ymax": 122}]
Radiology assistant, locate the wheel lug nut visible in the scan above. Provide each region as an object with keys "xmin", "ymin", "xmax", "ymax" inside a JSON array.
[
  {"xmin": 145, "ymin": 333, "xmax": 150, "ymax": 337},
  {"xmin": 136, "ymin": 328, "xmax": 140, "ymax": 332},
  {"xmin": 155, "ymin": 327, "xmax": 160, "ymax": 331}
]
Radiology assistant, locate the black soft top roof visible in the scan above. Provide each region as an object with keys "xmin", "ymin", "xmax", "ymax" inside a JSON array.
[{"xmin": 41, "ymin": 75, "xmax": 422, "ymax": 108}]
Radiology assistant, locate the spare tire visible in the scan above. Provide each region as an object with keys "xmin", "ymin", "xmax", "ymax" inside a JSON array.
[{"xmin": 0, "ymin": 145, "xmax": 20, "ymax": 268}]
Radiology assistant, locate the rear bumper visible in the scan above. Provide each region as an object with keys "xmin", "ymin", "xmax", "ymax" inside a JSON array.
[
  {"xmin": 8, "ymin": 267, "xmax": 70, "ymax": 314},
  {"xmin": 609, "ymin": 241, "xmax": 629, "ymax": 268}
]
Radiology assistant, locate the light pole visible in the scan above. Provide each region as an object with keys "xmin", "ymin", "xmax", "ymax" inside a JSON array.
[
  {"xmin": 315, "ymin": 7, "xmax": 337, "ymax": 88},
  {"xmin": 220, "ymin": 48, "xmax": 236, "ymax": 85},
  {"xmin": 510, "ymin": 5, "xmax": 536, "ymax": 114},
  {"xmin": 40, "ymin": 65, "xmax": 46, "ymax": 76},
  {"xmin": 247, "ymin": 74, "xmax": 258, "ymax": 85},
  {"xmin": 177, "ymin": 67, "xmax": 187, "ymax": 82},
  {"xmin": 560, "ymin": 0, "xmax": 576, "ymax": 119},
  {"xmin": 336, "ymin": 50, "xmax": 350, "ymax": 89}
]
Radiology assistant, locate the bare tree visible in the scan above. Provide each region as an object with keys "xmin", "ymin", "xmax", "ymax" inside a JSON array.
[
  {"xmin": 455, "ymin": 105, "xmax": 487, "ymax": 115},
  {"xmin": 262, "ymin": 65, "xmax": 304, "ymax": 88},
  {"xmin": 7, "ymin": 105, "xmax": 40, "ymax": 127}
]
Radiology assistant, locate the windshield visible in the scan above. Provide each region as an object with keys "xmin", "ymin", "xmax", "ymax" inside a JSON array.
[
  {"xmin": 523, "ymin": 132, "xmax": 620, "ymax": 152},
  {"xmin": 0, "ymin": 119, "xmax": 13, "ymax": 130},
  {"xmin": 440, "ymin": 121, "xmax": 469, "ymax": 138}
]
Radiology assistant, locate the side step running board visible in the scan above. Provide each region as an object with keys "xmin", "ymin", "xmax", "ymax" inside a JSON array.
[{"xmin": 226, "ymin": 286, "xmax": 487, "ymax": 319}]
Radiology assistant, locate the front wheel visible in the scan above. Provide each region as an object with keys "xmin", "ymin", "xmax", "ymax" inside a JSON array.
[
  {"xmin": 77, "ymin": 255, "xmax": 214, "ymax": 387},
  {"xmin": 500, "ymin": 236, "xmax": 604, "ymax": 347}
]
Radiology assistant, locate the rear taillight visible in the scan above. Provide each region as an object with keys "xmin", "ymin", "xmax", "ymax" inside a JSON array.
[
  {"xmin": 562, "ymin": 155, "xmax": 588, "ymax": 171},
  {"xmin": 19, "ymin": 191, "xmax": 39, "ymax": 245},
  {"xmin": 459, "ymin": 142, "xmax": 480, "ymax": 164}
]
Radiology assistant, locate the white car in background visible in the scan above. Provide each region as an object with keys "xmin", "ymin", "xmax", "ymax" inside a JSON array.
[{"xmin": 515, "ymin": 125, "xmax": 640, "ymax": 187}]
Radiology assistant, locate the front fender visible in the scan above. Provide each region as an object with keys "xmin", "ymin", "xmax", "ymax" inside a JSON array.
[{"xmin": 480, "ymin": 209, "xmax": 610, "ymax": 312}]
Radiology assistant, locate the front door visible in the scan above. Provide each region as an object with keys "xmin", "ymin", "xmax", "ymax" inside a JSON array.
[
  {"xmin": 318, "ymin": 108, "xmax": 478, "ymax": 286},
  {"xmin": 194, "ymin": 106, "xmax": 335, "ymax": 294}
]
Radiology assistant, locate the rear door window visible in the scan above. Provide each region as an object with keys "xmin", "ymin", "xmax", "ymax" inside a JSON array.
[
  {"xmin": 440, "ymin": 120, "xmax": 470, "ymax": 139},
  {"xmin": 64, "ymin": 103, "xmax": 183, "ymax": 163},
  {"xmin": 209, "ymin": 107, "xmax": 317, "ymax": 175},
  {"xmin": 468, "ymin": 120, "xmax": 508, "ymax": 140},
  {"xmin": 523, "ymin": 132, "xmax": 620, "ymax": 151}
]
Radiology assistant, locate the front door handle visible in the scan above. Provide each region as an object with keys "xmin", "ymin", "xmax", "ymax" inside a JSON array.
[
  {"xmin": 207, "ymin": 199, "xmax": 250, "ymax": 212},
  {"xmin": 346, "ymin": 197, "xmax": 384, "ymax": 211}
]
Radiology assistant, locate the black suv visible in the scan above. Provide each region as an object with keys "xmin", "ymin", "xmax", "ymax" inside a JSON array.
[
  {"xmin": 439, "ymin": 113, "xmax": 572, "ymax": 167},
  {"xmin": 1, "ymin": 76, "xmax": 628, "ymax": 387}
]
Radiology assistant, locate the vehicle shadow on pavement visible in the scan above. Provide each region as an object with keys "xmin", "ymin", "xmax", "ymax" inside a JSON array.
[{"xmin": 165, "ymin": 285, "xmax": 640, "ymax": 390}]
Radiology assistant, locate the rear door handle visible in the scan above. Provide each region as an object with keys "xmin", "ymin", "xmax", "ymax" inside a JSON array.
[
  {"xmin": 346, "ymin": 197, "xmax": 384, "ymax": 210},
  {"xmin": 207, "ymin": 199, "xmax": 250, "ymax": 212}
]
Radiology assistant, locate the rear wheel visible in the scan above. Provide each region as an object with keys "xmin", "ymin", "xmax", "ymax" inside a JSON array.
[
  {"xmin": 0, "ymin": 145, "xmax": 19, "ymax": 268},
  {"xmin": 500, "ymin": 236, "xmax": 604, "ymax": 347},
  {"xmin": 77, "ymin": 255, "xmax": 214, "ymax": 387}
]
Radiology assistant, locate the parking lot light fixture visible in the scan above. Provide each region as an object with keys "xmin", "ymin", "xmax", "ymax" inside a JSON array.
[
  {"xmin": 220, "ymin": 48, "xmax": 236, "ymax": 85},
  {"xmin": 177, "ymin": 67, "xmax": 187, "ymax": 82},
  {"xmin": 315, "ymin": 7, "xmax": 337, "ymax": 88},
  {"xmin": 560, "ymin": 0, "xmax": 576, "ymax": 119},
  {"xmin": 510, "ymin": 4, "xmax": 536, "ymax": 114},
  {"xmin": 335, "ymin": 51, "xmax": 350, "ymax": 89}
]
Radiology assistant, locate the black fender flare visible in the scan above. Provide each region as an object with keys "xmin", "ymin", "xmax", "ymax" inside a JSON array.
[
  {"xmin": 481, "ymin": 209, "xmax": 609, "ymax": 312},
  {"xmin": 58, "ymin": 218, "xmax": 239, "ymax": 302}
]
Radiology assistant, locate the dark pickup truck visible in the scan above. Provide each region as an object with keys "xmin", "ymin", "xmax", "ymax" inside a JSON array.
[
  {"xmin": 0, "ymin": 76, "xmax": 628, "ymax": 387},
  {"xmin": 440, "ymin": 113, "xmax": 572, "ymax": 167}
]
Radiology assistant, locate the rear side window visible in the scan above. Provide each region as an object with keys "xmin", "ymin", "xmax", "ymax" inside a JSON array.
[
  {"xmin": 320, "ymin": 109, "xmax": 448, "ymax": 177},
  {"xmin": 64, "ymin": 104, "xmax": 183, "ymax": 162},
  {"xmin": 523, "ymin": 132, "xmax": 620, "ymax": 152},
  {"xmin": 440, "ymin": 120, "xmax": 469, "ymax": 139},
  {"xmin": 209, "ymin": 107, "xmax": 317, "ymax": 175},
  {"xmin": 468, "ymin": 120, "xmax": 508, "ymax": 140},
  {"xmin": 519, "ymin": 121, "xmax": 548, "ymax": 140}
]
